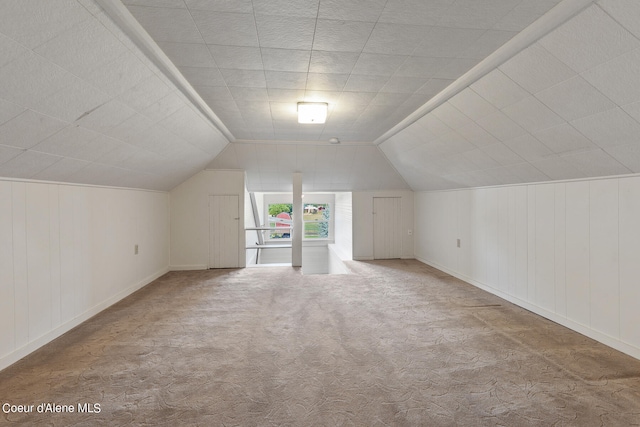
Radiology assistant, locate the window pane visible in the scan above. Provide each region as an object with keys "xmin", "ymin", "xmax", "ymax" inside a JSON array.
[
  {"xmin": 268, "ymin": 203, "xmax": 292, "ymax": 238},
  {"xmin": 304, "ymin": 221, "xmax": 329, "ymax": 239}
]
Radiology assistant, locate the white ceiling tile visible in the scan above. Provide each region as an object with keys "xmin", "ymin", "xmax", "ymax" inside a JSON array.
[
  {"xmin": 84, "ymin": 50, "xmax": 154, "ymax": 98},
  {"xmin": 449, "ymin": 89, "xmax": 498, "ymax": 121},
  {"xmin": 492, "ymin": 4, "xmax": 550, "ymax": 31},
  {"xmin": 221, "ymin": 69, "xmax": 267, "ymax": 88},
  {"xmin": 540, "ymin": 5, "xmax": 640, "ymax": 73},
  {"xmin": 431, "ymin": 102, "xmax": 474, "ymax": 131},
  {"xmin": 533, "ymin": 124, "xmax": 596, "ymax": 155},
  {"xmin": 308, "ymin": 51, "xmax": 359, "ymax": 74},
  {"xmin": 470, "ymin": 69, "xmax": 528, "ymax": 109},
  {"xmin": 0, "ymin": 110, "xmax": 67, "ymax": 150},
  {"xmin": 0, "ymin": 144, "xmax": 23, "ymax": 165},
  {"xmin": 32, "ymin": 125, "xmax": 101, "ymax": 161},
  {"xmin": 352, "ymin": 53, "xmax": 407, "ymax": 77},
  {"xmin": 313, "ymin": 19, "xmax": 375, "ymax": 53},
  {"xmin": 363, "ymin": 23, "xmax": 426, "ymax": 55},
  {"xmin": 433, "ymin": 58, "xmax": 481, "ymax": 80},
  {"xmin": 380, "ymin": 77, "xmax": 429, "ymax": 94},
  {"xmin": 0, "ymin": 98, "xmax": 25, "ymax": 126},
  {"xmin": 268, "ymin": 88, "xmax": 306, "ymax": 102},
  {"xmin": 455, "ymin": 121, "xmax": 500, "ymax": 148},
  {"xmin": 117, "ymin": 75, "xmax": 173, "ymax": 112},
  {"xmin": 504, "ymin": 162, "xmax": 549, "ymax": 183},
  {"xmin": 76, "ymin": 100, "xmax": 137, "ymax": 134},
  {"xmin": 0, "ymin": 0, "xmax": 90, "ymax": 49},
  {"xmin": 0, "ymin": 52, "xmax": 76, "ymax": 109},
  {"xmin": 185, "ymin": 0, "xmax": 253, "ymax": 13},
  {"xmin": 416, "ymin": 78, "xmax": 454, "ymax": 95},
  {"xmin": 378, "ymin": 0, "xmax": 447, "ymax": 25},
  {"xmin": 33, "ymin": 18, "xmax": 126, "ymax": 77},
  {"xmin": 343, "ymin": 75, "xmax": 389, "ymax": 93},
  {"xmin": 265, "ymin": 71, "xmax": 307, "ymax": 90},
  {"xmin": 605, "ymin": 142, "xmax": 640, "ymax": 173},
  {"xmin": 306, "ymin": 73, "xmax": 349, "ymax": 91},
  {"xmin": 581, "ymin": 48, "xmax": 640, "ymax": 107},
  {"xmin": 571, "ymin": 108, "xmax": 640, "ymax": 148},
  {"xmin": 531, "ymin": 155, "xmax": 587, "ymax": 180},
  {"xmin": 123, "ymin": 0, "xmax": 186, "ymax": 8},
  {"xmin": 622, "ymin": 101, "xmax": 640, "ymax": 123},
  {"xmin": 256, "ymin": 15, "xmax": 315, "ymax": 50},
  {"xmin": 481, "ymin": 143, "xmax": 524, "ymax": 166},
  {"xmin": 157, "ymin": 42, "xmax": 216, "ymax": 68},
  {"xmin": 503, "ymin": 133, "xmax": 554, "ymax": 162},
  {"xmin": 439, "ymin": 1, "xmax": 515, "ymax": 30},
  {"xmin": 141, "ymin": 91, "xmax": 186, "ymax": 123},
  {"xmin": 180, "ymin": 67, "xmax": 226, "ymax": 88},
  {"xmin": 502, "ymin": 96, "xmax": 564, "ymax": 133},
  {"xmin": 254, "ymin": 0, "xmax": 318, "ymax": 17},
  {"xmin": 318, "ymin": 0, "xmax": 387, "ymax": 22},
  {"xmin": 0, "ymin": 150, "xmax": 62, "ymax": 179},
  {"xmin": 535, "ymin": 75, "xmax": 617, "ymax": 122},
  {"xmin": 296, "ymin": 145, "xmax": 317, "ymax": 170},
  {"xmin": 371, "ymin": 92, "xmax": 411, "ymax": 106},
  {"xmin": 32, "ymin": 157, "xmax": 91, "ymax": 182},
  {"xmin": 208, "ymin": 45, "xmax": 262, "ymax": 70},
  {"xmin": 194, "ymin": 11, "xmax": 258, "ymax": 46},
  {"xmin": 413, "ymin": 27, "xmax": 485, "ymax": 58},
  {"xmin": 394, "ymin": 57, "xmax": 451, "ymax": 78},
  {"xmin": 499, "ymin": 43, "xmax": 576, "ymax": 93},
  {"xmin": 261, "ymin": 48, "xmax": 311, "ymax": 72},
  {"xmin": 598, "ymin": 0, "xmax": 640, "ymax": 39},
  {"xmin": 126, "ymin": 5, "xmax": 203, "ymax": 43},
  {"xmin": 0, "ymin": 32, "xmax": 30, "ymax": 68},
  {"xmin": 35, "ymin": 77, "xmax": 112, "ymax": 123},
  {"xmin": 415, "ymin": 114, "xmax": 451, "ymax": 137},
  {"xmin": 560, "ymin": 149, "xmax": 631, "ymax": 177},
  {"xmin": 304, "ymin": 90, "xmax": 341, "ymax": 104},
  {"xmin": 458, "ymin": 29, "xmax": 518, "ymax": 60},
  {"xmin": 463, "ymin": 148, "xmax": 500, "ymax": 170}
]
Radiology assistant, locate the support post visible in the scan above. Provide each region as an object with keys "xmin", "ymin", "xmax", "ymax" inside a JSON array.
[{"xmin": 292, "ymin": 173, "xmax": 303, "ymax": 267}]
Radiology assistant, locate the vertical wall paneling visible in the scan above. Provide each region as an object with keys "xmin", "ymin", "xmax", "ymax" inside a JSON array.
[
  {"xmin": 514, "ymin": 186, "xmax": 528, "ymax": 300},
  {"xmin": 535, "ymin": 184, "xmax": 555, "ymax": 312},
  {"xmin": 11, "ymin": 182, "xmax": 28, "ymax": 348},
  {"xmin": 58, "ymin": 186, "xmax": 76, "ymax": 324},
  {"xmin": 472, "ymin": 189, "xmax": 486, "ymax": 283},
  {"xmin": 554, "ymin": 184, "xmax": 567, "ymax": 318},
  {"xmin": 0, "ymin": 182, "xmax": 15, "ymax": 357},
  {"xmin": 49, "ymin": 186, "xmax": 61, "ymax": 327},
  {"xmin": 457, "ymin": 190, "xmax": 471, "ymax": 277},
  {"xmin": 565, "ymin": 181, "xmax": 590, "ymax": 326},
  {"xmin": 26, "ymin": 184, "xmax": 52, "ymax": 340},
  {"xmin": 619, "ymin": 177, "xmax": 640, "ymax": 348},
  {"xmin": 497, "ymin": 187, "xmax": 509, "ymax": 293},
  {"xmin": 527, "ymin": 186, "xmax": 536, "ymax": 302},
  {"xmin": 507, "ymin": 187, "xmax": 517, "ymax": 296},
  {"xmin": 485, "ymin": 188, "xmax": 499, "ymax": 288},
  {"xmin": 589, "ymin": 180, "xmax": 620, "ymax": 338},
  {"xmin": 73, "ymin": 187, "xmax": 90, "ymax": 315}
]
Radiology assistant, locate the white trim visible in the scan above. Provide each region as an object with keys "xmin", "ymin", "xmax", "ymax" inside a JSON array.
[
  {"xmin": 414, "ymin": 256, "xmax": 640, "ymax": 361},
  {"xmin": 0, "ymin": 267, "xmax": 169, "ymax": 372},
  {"xmin": 170, "ymin": 264, "xmax": 209, "ymax": 271},
  {"xmin": 0, "ymin": 176, "xmax": 168, "ymax": 194}
]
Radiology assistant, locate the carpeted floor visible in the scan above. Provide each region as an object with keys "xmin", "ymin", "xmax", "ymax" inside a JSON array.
[{"xmin": 1, "ymin": 259, "xmax": 639, "ymax": 426}]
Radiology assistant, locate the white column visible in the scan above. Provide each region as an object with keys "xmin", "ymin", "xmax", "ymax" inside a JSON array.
[{"xmin": 292, "ymin": 173, "xmax": 303, "ymax": 267}]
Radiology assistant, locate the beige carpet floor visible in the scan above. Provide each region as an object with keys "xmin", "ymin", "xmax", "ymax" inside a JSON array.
[{"xmin": 1, "ymin": 259, "xmax": 639, "ymax": 426}]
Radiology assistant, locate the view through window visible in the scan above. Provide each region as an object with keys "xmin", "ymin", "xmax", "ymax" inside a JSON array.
[{"xmin": 267, "ymin": 201, "xmax": 331, "ymax": 240}]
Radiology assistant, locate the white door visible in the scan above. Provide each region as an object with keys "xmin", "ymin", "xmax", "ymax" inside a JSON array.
[
  {"xmin": 209, "ymin": 195, "xmax": 239, "ymax": 268},
  {"xmin": 373, "ymin": 197, "xmax": 402, "ymax": 259}
]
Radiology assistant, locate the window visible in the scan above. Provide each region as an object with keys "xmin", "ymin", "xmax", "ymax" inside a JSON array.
[{"xmin": 263, "ymin": 194, "xmax": 334, "ymax": 242}]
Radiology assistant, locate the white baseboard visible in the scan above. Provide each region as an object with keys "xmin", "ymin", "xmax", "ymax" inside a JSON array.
[
  {"xmin": 170, "ymin": 264, "xmax": 208, "ymax": 271},
  {"xmin": 414, "ymin": 256, "xmax": 640, "ymax": 361},
  {"xmin": 0, "ymin": 267, "xmax": 169, "ymax": 372}
]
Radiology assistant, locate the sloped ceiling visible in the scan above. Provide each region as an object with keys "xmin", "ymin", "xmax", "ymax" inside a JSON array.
[
  {"xmin": 0, "ymin": 0, "xmax": 228, "ymax": 191},
  {"xmin": 3, "ymin": 1, "xmax": 640, "ymax": 193},
  {"xmin": 381, "ymin": 0, "xmax": 640, "ymax": 191}
]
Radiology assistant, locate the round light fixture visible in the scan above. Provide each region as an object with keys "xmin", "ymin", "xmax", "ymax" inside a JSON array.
[{"xmin": 329, "ymin": 137, "xmax": 340, "ymax": 144}]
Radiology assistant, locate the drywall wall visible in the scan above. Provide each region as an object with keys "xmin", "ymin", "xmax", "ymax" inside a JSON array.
[
  {"xmin": 169, "ymin": 169, "xmax": 245, "ymax": 270},
  {"xmin": 0, "ymin": 179, "xmax": 170, "ymax": 371},
  {"xmin": 415, "ymin": 175, "xmax": 640, "ymax": 360},
  {"xmin": 352, "ymin": 190, "xmax": 414, "ymax": 260}
]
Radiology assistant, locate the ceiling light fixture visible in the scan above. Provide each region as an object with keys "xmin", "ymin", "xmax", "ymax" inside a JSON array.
[
  {"xmin": 297, "ymin": 102, "xmax": 327, "ymax": 124},
  {"xmin": 329, "ymin": 137, "xmax": 340, "ymax": 144}
]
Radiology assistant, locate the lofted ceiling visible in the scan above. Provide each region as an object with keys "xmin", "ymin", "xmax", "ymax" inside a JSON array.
[{"xmin": 2, "ymin": 0, "xmax": 640, "ymax": 192}]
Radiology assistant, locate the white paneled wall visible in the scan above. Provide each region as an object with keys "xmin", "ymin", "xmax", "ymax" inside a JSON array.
[
  {"xmin": 332, "ymin": 192, "xmax": 353, "ymax": 260},
  {"xmin": 0, "ymin": 179, "xmax": 170, "ymax": 370},
  {"xmin": 415, "ymin": 175, "xmax": 640, "ymax": 360}
]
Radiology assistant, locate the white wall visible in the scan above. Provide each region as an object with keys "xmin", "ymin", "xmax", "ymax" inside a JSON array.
[
  {"xmin": 332, "ymin": 192, "xmax": 353, "ymax": 260},
  {"xmin": 415, "ymin": 175, "xmax": 640, "ymax": 360},
  {"xmin": 0, "ymin": 179, "xmax": 170, "ymax": 371},
  {"xmin": 352, "ymin": 190, "xmax": 414, "ymax": 260},
  {"xmin": 170, "ymin": 169, "xmax": 245, "ymax": 270}
]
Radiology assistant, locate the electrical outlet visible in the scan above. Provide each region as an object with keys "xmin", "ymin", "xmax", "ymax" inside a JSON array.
[
  {"xmin": 135, "ymin": 244, "xmax": 139, "ymax": 255},
  {"xmin": 457, "ymin": 239, "xmax": 461, "ymax": 248}
]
